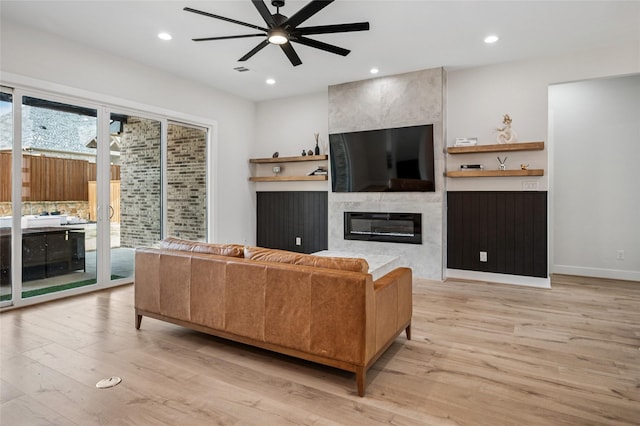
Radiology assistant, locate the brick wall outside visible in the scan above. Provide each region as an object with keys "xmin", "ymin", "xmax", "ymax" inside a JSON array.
[
  {"xmin": 120, "ymin": 117, "xmax": 161, "ymax": 248},
  {"xmin": 166, "ymin": 124, "xmax": 207, "ymax": 241}
]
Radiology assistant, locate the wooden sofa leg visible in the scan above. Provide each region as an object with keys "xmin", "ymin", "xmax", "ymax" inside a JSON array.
[
  {"xmin": 356, "ymin": 367, "xmax": 366, "ymax": 397},
  {"xmin": 135, "ymin": 313, "xmax": 142, "ymax": 330},
  {"xmin": 405, "ymin": 324, "xmax": 412, "ymax": 340}
]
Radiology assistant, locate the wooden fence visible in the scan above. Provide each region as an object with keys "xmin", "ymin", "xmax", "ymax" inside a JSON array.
[
  {"xmin": 88, "ymin": 181, "xmax": 121, "ymax": 223},
  {"xmin": 0, "ymin": 152, "xmax": 9, "ymax": 202},
  {"xmin": 0, "ymin": 152, "xmax": 120, "ymax": 202}
]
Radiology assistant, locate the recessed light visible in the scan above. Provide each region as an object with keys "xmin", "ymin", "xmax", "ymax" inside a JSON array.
[
  {"xmin": 484, "ymin": 35, "xmax": 499, "ymax": 44},
  {"xmin": 370, "ymin": 68, "xmax": 379, "ymax": 74},
  {"xmin": 266, "ymin": 78, "xmax": 276, "ymax": 85},
  {"xmin": 158, "ymin": 32, "xmax": 172, "ymax": 41}
]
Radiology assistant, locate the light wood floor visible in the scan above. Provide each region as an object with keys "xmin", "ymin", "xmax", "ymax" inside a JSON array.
[{"xmin": 1, "ymin": 275, "xmax": 638, "ymax": 425}]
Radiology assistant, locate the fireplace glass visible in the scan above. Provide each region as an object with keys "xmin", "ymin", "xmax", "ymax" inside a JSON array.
[{"xmin": 344, "ymin": 212, "xmax": 422, "ymax": 244}]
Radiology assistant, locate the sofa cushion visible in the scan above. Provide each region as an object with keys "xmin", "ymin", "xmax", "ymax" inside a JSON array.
[
  {"xmin": 159, "ymin": 237, "xmax": 244, "ymax": 258},
  {"xmin": 244, "ymin": 246, "xmax": 369, "ymax": 273}
]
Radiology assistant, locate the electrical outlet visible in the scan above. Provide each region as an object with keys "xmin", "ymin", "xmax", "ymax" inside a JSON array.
[
  {"xmin": 616, "ymin": 250, "xmax": 625, "ymax": 260},
  {"xmin": 480, "ymin": 251, "xmax": 488, "ymax": 262},
  {"xmin": 522, "ymin": 181, "xmax": 539, "ymax": 191},
  {"xmin": 295, "ymin": 237, "xmax": 302, "ymax": 246}
]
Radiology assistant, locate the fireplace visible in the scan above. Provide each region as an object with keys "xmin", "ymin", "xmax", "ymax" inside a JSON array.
[{"xmin": 344, "ymin": 212, "xmax": 422, "ymax": 244}]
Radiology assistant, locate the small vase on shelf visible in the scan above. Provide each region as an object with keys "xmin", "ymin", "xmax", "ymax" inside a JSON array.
[{"xmin": 314, "ymin": 133, "xmax": 320, "ymax": 155}]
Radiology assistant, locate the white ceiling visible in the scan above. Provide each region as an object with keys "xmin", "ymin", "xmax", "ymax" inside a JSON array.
[{"xmin": 2, "ymin": 1, "xmax": 639, "ymax": 102}]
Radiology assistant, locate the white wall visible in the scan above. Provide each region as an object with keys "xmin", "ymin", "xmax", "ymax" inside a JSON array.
[
  {"xmin": 447, "ymin": 41, "xmax": 640, "ymax": 283},
  {"xmin": 254, "ymin": 91, "xmax": 329, "ymax": 158},
  {"xmin": 447, "ymin": 41, "xmax": 640, "ymax": 192},
  {"xmin": 252, "ymin": 91, "xmax": 329, "ymax": 193},
  {"xmin": 0, "ymin": 21, "xmax": 257, "ymax": 245},
  {"xmin": 550, "ymin": 75, "xmax": 640, "ymax": 281}
]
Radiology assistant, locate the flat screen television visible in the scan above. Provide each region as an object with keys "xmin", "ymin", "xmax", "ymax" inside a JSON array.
[{"xmin": 329, "ymin": 124, "xmax": 435, "ymax": 192}]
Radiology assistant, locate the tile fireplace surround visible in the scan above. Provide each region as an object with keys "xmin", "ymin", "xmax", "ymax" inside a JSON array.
[{"xmin": 327, "ymin": 68, "xmax": 445, "ymax": 280}]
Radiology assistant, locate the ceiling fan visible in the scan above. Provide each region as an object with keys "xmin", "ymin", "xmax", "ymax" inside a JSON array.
[{"xmin": 184, "ymin": 0, "xmax": 370, "ymax": 66}]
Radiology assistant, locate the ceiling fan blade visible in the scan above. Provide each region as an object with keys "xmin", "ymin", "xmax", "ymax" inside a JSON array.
[
  {"xmin": 183, "ymin": 7, "xmax": 268, "ymax": 33},
  {"xmin": 238, "ymin": 39, "xmax": 270, "ymax": 62},
  {"xmin": 280, "ymin": 43, "xmax": 302, "ymax": 66},
  {"xmin": 297, "ymin": 22, "xmax": 369, "ymax": 35},
  {"xmin": 293, "ymin": 36, "xmax": 350, "ymax": 56},
  {"xmin": 193, "ymin": 34, "xmax": 265, "ymax": 42},
  {"xmin": 285, "ymin": 0, "xmax": 334, "ymax": 28},
  {"xmin": 251, "ymin": 0, "xmax": 276, "ymax": 28}
]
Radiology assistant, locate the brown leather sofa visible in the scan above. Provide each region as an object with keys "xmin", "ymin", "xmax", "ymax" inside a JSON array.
[{"xmin": 134, "ymin": 237, "xmax": 412, "ymax": 396}]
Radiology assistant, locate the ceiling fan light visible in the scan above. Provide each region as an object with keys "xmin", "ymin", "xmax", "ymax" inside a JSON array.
[{"xmin": 268, "ymin": 30, "xmax": 288, "ymax": 45}]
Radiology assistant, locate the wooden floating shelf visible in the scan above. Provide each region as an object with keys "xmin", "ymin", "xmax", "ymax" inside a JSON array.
[
  {"xmin": 249, "ymin": 175, "xmax": 328, "ymax": 182},
  {"xmin": 445, "ymin": 169, "xmax": 544, "ymax": 178},
  {"xmin": 249, "ymin": 155, "xmax": 328, "ymax": 164},
  {"xmin": 447, "ymin": 141, "xmax": 544, "ymax": 154}
]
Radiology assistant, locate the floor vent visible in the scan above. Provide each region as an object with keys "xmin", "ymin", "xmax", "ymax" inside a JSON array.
[{"xmin": 96, "ymin": 376, "xmax": 122, "ymax": 389}]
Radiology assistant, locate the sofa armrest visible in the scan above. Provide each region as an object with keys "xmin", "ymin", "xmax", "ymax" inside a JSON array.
[{"xmin": 372, "ymin": 267, "xmax": 413, "ymax": 352}]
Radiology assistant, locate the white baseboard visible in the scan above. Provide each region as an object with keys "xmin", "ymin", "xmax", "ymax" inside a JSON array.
[
  {"xmin": 446, "ymin": 269, "xmax": 551, "ymax": 289},
  {"xmin": 552, "ymin": 265, "xmax": 640, "ymax": 282}
]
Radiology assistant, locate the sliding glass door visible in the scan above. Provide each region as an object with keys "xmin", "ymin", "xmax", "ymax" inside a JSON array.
[{"xmin": 0, "ymin": 86, "xmax": 211, "ymax": 308}]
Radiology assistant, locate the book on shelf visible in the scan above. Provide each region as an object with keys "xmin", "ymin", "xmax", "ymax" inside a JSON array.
[
  {"xmin": 308, "ymin": 166, "xmax": 328, "ymax": 176},
  {"xmin": 460, "ymin": 164, "xmax": 484, "ymax": 170},
  {"xmin": 454, "ymin": 137, "xmax": 478, "ymax": 147}
]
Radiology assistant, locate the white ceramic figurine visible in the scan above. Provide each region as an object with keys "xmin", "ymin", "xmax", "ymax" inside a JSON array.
[{"xmin": 496, "ymin": 114, "xmax": 517, "ymax": 144}]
